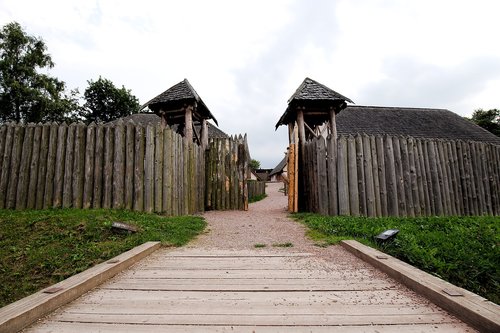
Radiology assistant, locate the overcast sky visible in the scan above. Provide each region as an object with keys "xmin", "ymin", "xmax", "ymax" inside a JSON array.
[{"xmin": 1, "ymin": 0, "xmax": 499, "ymax": 168}]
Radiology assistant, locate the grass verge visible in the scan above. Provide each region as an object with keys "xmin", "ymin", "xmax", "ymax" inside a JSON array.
[
  {"xmin": 249, "ymin": 194, "xmax": 267, "ymax": 203},
  {"xmin": 0, "ymin": 209, "xmax": 206, "ymax": 307},
  {"xmin": 293, "ymin": 213, "xmax": 499, "ymax": 304}
]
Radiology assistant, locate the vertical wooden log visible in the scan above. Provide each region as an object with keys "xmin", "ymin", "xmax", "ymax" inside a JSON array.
[
  {"xmin": 471, "ymin": 142, "xmax": 486, "ymax": 215},
  {"xmin": 316, "ymin": 137, "xmax": 328, "ymax": 215},
  {"xmin": 0, "ymin": 124, "xmax": 14, "ymax": 209},
  {"xmin": 422, "ymin": 140, "xmax": 435, "ymax": 215},
  {"xmin": 238, "ymin": 141, "xmax": 246, "ymax": 211},
  {"xmin": 384, "ymin": 136, "xmax": 398, "ymax": 216},
  {"xmin": 0, "ymin": 125, "xmax": 6, "ymax": 179},
  {"xmin": 355, "ymin": 135, "xmax": 366, "ymax": 215},
  {"xmin": 487, "ymin": 145, "xmax": 500, "ymax": 215},
  {"xmin": 400, "ymin": 137, "xmax": 414, "ymax": 217},
  {"xmin": 362, "ymin": 135, "xmax": 376, "ymax": 217},
  {"xmin": 328, "ymin": 109, "xmax": 338, "ymax": 215},
  {"xmin": 191, "ymin": 140, "xmax": 197, "ymax": 213},
  {"xmin": 124, "ymin": 121, "xmax": 135, "ymax": 210},
  {"xmin": 436, "ymin": 141, "xmax": 451, "ymax": 215},
  {"xmin": 184, "ymin": 105, "xmax": 193, "ymax": 143},
  {"xmin": 428, "ymin": 141, "xmax": 443, "ymax": 215},
  {"xmin": 347, "ymin": 135, "xmax": 359, "ymax": 216},
  {"xmin": 72, "ymin": 123, "xmax": 86, "ymax": 209},
  {"xmin": 82, "ymin": 124, "xmax": 95, "ymax": 209},
  {"xmin": 337, "ymin": 136, "xmax": 349, "ymax": 215},
  {"xmin": 52, "ymin": 124, "xmax": 67, "ymax": 208},
  {"xmin": 112, "ymin": 122, "xmax": 125, "ymax": 209},
  {"xmin": 7, "ymin": 126, "xmax": 24, "ymax": 209},
  {"xmin": 26, "ymin": 125, "xmax": 42, "ymax": 209},
  {"xmin": 417, "ymin": 140, "xmax": 431, "ymax": 216},
  {"xmin": 154, "ymin": 124, "xmax": 164, "ymax": 212},
  {"xmin": 102, "ymin": 126, "xmax": 114, "ymax": 209},
  {"xmin": 464, "ymin": 142, "xmax": 478, "ymax": 215},
  {"xmin": 443, "ymin": 141, "xmax": 457, "ymax": 215},
  {"xmin": 36, "ymin": 124, "xmax": 50, "ymax": 209},
  {"xmin": 408, "ymin": 138, "xmax": 421, "ymax": 216},
  {"xmin": 375, "ymin": 136, "xmax": 387, "ymax": 216},
  {"xmin": 201, "ymin": 118, "xmax": 209, "ymax": 150},
  {"xmin": 232, "ymin": 139, "xmax": 239, "ymax": 210},
  {"xmin": 183, "ymin": 138, "xmax": 189, "ymax": 215},
  {"xmin": 370, "ymin": 136, "xmax": 382, "ymax": 217},
  {"xmin": 450, "ymin": 141, "xmax": 463, "ymax": 216},
  {"xmin": 478, "ymin": 143, "xmax": 493, "ymax": 215},
  {"xmin": 92, "ymin": 125, "xmax": 104, "ymax": 209},
  {"xmin": 393, "ymin": 137, "xmax": 406, "ymax": 216},
  {"xmin": 16, "ymin": 124, "xmax": 34, "ymax": 209},
  {"xmin": 220, "ymin": 139, "xmax": 227, "ymax": 210},
  {"xmin": 163, "ymin": 128, "xmax": 172, "ymax": 214},
  {"xmin": 133, "ymin": 126, "xmax": 145, "ymax": 212},
  {"xmin": 172, "ymin": 133, "xmax": 179, "ymax": 216},
  {"xmin": 457, "ymin": 141, "xmax": 470, "ymax": 215},
  {"xmin": 42, "ymin": 124, "xmax": 57, "ymax": 209},
  {"xmin": 144, "ymin": 125, "xmax": 155, "ymax": 213},
  {"xmin": 62, "ymin": 124, "xmax": 75, "ymax": 208}
]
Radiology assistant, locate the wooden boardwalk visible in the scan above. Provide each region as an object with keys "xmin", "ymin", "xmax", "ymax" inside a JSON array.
[{"xmin": 25, "ymin": 248, "xmax": 475, "ymax": 332}]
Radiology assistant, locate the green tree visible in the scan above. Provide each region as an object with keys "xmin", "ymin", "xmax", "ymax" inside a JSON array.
[
  {"xmin": 80, "ymin": 77, "xmax": 140, "ymax": 123},
  {"xmin": 469, "ymin": 109, "xmax": 500, "ymax": 137},
  {"xmin": 0, "ymin": 22, "xmax": 77, "ymax": 123},
  {"xmin": 249, "ymin": 159, "xmax": 261, "ymax": 170}
]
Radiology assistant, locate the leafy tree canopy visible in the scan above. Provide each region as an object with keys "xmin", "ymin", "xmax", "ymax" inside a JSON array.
[
  {"xmin": 80, "ymin": 76, "xmax": 140, "ymax": 123},
  {"xmin": 249, "ymin": 159, "xmax": 261, "ymax": 170},
  {"xmin": 469, "ymin": 108, "xmax": 500, "ymax": 137},
  {"xmin": 0, "ymin": 22, "xmax": 78, "ymax": 123}
]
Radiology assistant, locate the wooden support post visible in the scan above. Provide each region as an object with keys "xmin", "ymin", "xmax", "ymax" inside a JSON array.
[
  {"xmin": 297, "ymin": 108, "xmax": 306, "ymax": 148},
  {"xmin": 201, "ymin": 119, "xmax": 209, "ymax": 149},
  {"xmin": 184, "ymin": 104, "xmax": 193, "ymax": 143}
]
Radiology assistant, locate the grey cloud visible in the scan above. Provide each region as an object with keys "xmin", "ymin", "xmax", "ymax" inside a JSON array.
[
  {"xmin": 226, "ymin": 0, "xmax": 341, "ymax": 168},
  {"xmin": 359, "ymin": 56, "xmax": 500, "ymax": 113}
]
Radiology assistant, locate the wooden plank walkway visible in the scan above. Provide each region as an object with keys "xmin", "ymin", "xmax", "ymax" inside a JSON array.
[{"xmin": 24, "ymin": 248, "xmax": 475, "ymax": 332}]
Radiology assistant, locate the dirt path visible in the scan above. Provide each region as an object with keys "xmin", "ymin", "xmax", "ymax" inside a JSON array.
[{"xmin": 24, "ymin": 182, "xmax": 476, "ymax": 332}]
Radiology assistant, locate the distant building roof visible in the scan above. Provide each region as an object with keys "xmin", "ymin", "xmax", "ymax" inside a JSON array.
[
  {"xmin": 141, "ymin": 79, "xmax": 218, "ymax": 125},
  {"xmin": 276, "ymin": 77, "xmax": 353, "ymax": 128},
  {"xmin": 337, "ymin": 106, "xmax": 500, "ymax": 145},
  {"xmin": 270, "ymin": 156, "xmax": 287, "ymax": 177}
]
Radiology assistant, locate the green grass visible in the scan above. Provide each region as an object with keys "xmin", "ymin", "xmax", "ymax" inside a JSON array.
[
  {"xmin": 0, "ymin": 209, "xmax": 206, "ymax": 307},
  {"xmin": 254, "ymin": 243, "xmax": 267, "ymax": 248},
  {"xmin": 249, "ymin": 194, "xmax": 267, "ymax": 203},
  {"xmin": 293, "ymin": 213, "xmax": 500, "ymax": 304}
]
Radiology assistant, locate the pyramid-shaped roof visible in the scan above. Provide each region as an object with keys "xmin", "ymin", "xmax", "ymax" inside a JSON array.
[
  {"xmin": 288, "ymin": 77, "xmax": 354, "ymax": 104},
  {"xmin": 142, "ymin": 79, "xmax": 218, "ymax": 125},
  {"xmin": 276, "ymin": 77, "xmax": 353, "ymax": 128}
]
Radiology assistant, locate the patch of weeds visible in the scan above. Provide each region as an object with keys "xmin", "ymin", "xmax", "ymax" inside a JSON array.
[
  {"xmin": 272, "ymin": 242, "xmax": 293, "ymax": 248},
  {"xmin": 249, "ymin": 194, "xmax": 267, "ymax": 203},
  {"xmin": 254, "ymin": 243, "xmax": 266, "ymax": 248}
]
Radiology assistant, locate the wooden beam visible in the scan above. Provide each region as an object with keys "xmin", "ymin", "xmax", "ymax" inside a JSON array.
[
  {"xmin": 304, "ymin": 122, "xmax": 318, "ymax": 139},
  {"xmin": 201, "ymin": 119, "xmax": 209, "ymax": 149},
  {"xmin": 184, "ymin": 104, "xmax": 193, "ymax": 143},
  {"xmin": 296, "ymin": 108, "xmax": 306, "ymax": 148}
]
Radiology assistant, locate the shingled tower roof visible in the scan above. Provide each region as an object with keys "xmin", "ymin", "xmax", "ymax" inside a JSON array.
[
  {"xmin": 276, "ymin": 77, "xmax": 354, "ymax": 128},
  {"xmin": 142, "ymin": 79, "xmax": 218, "ymax": 125}
]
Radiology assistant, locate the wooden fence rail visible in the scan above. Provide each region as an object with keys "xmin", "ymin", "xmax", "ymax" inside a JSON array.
[
  {"xmin": 301, "ymin": 134, "xmax": 500, "ymax": 217},
  {"xmin": 0, "ymin": 121, "xmax": 250, "ymax": 215}
]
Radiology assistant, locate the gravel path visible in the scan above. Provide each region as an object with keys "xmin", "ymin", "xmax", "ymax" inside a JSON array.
[{"xmin": 191, "ymin": 182, "xmax": 379, "ymax": 266}]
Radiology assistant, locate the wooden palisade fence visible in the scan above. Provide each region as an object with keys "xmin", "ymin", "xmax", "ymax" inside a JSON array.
[
  {"xmin": 205, "ymin": 136, "xmax": 249, "ymax": 211},
  {"xmin": 0, "ymin": 122, "xmax": 250, "ymax": 214},
  {"xmin": 247, "ymin": 180, "xmax": 266, "ymax": 201},
  {"xmin": 301, "ymin": 134, "xmax": 500, "ymax": 217}
]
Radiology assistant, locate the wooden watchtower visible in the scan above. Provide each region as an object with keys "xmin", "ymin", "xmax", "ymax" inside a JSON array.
[
  {"xmin": 142, "ymin": 79, "xmax": 218, "ymax": 148},
  {"xmin": 275, "ymin": 77, "xmax": 353, "ymax": 212}
]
